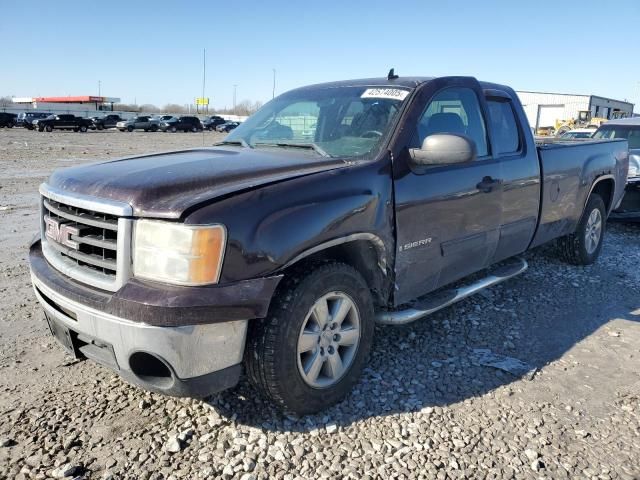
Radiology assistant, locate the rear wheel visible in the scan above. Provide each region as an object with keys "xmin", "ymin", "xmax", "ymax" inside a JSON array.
[
  {"xmin": 127, "ymin": 126, "xmax": 134, "ymax": 132},
  {"xmin": 170, "ymin": 126, "xmax": 177, "ymax": 133},
  {"xmin": 151, "ymin": 124, "xmax": 158, "ymax": 132},
  {"xmin": 45, "ymin": 125, "xmax": 53, "ymax": 132},
  {"xmin": 245, "ymin": 262, "xmax": 374, "ymax": 414},
  {"xmin": 97, "ymin": 124, "xmax": 104, "ymax": 130},
  {"xmin": 79, "ymin": 125, "xmax": 87, "ymax": 132},
  {"xmin": 557, "ymin": 193, "xmax": 606, "ymax": 265}
]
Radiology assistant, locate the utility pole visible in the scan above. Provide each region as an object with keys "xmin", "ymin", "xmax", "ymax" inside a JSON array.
[
  {"xmin": 233, "ymin": 84, "xmax": 238, "ymax": 112},
  {"xmin": 201, "ymin": 48, "xmax": 206, "ymax": 114},
  {"xmin": 272, "ymin": 69, "xmax": 276, "ymax": 99}
]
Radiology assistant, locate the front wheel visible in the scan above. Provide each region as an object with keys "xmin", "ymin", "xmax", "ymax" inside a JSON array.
[
  {"xmin": 557, "ymin": 193, "xmax": 606, "ymax": 265},
  {"xmin": 151, "ymin": 124, "xmax": 158, "ymax": 132},
  {"xmin": 79, "ymin": 125, "xmax": 87, "ymax": 132},
  {"xmin": 45, "ymin": 125, "xmax": 53, "ymax": 132},
  {"xmin": 245, "ymin": 262, "xmax": 374, "ymax": 415},
  {"xmin": 127, "ymin": 126, "xmax": 134, "ymax": 132}
]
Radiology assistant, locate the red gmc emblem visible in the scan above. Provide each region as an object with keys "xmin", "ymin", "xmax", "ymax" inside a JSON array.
[{"xmin": 44, "ymin": 215, "xmax": 79, "ymax": 250}]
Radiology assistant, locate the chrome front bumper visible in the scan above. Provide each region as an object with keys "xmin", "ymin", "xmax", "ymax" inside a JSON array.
[{"xmin": 32, "ymin": 274, "xmax": 246, "ymax": 397}]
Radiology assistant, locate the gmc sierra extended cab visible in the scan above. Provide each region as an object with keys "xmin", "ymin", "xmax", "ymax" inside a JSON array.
[{"xmin": 29, "ymin": 75, "xmax": 628, "ymax": 414}]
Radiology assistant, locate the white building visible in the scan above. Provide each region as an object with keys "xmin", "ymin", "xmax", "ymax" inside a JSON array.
[{"xmin": 516, "ymin": 91, "xmax": 634, "ymax": 130}]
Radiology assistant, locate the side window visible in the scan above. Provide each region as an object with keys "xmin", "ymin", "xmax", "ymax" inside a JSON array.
[
  {"xmin": 417, "ymin": 87, "xmax": 488, "ymax": 157},
  {"xmin": 486, "ymin": 99, "xmax": 521, "ymax": 155}
]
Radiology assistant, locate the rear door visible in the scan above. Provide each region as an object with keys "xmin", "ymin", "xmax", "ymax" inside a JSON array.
[
  {"xmin": 392, "ymin": 78, "xmax": 503, "ymax": 304},
  {"xmin": 483, "ymin": 89, "xmax": 540, "ymax": 262}
]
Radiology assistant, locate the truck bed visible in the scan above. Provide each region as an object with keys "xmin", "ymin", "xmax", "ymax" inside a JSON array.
[{"xmin": 530, "ymin": 138, "xmax": 628, "ymax": 247}]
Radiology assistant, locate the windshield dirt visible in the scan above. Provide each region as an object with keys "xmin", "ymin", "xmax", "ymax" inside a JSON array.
[{"xmin": 226, "ymin": 86, "xmax": 412, "ymax": 158}]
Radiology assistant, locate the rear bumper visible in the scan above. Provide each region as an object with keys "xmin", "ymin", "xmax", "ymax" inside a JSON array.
[{"xmin": 32, "ymin": 275, "xmax": 245, "ymax": 396}]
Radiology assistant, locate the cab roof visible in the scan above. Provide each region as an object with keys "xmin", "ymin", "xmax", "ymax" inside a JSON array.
[{"xmin": 290, "ymin": 76, "xmax": 515, "ymax": 96}]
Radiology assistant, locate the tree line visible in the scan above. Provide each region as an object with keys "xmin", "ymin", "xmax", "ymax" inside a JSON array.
[{"xmin": 0, "ymin": 96, "xmax": 263, "ymax": 116}]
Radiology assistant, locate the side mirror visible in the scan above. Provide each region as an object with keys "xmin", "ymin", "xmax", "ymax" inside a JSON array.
[{"xmin": 409, "ymin": 133, "xmax": 477, "ymax": 166}]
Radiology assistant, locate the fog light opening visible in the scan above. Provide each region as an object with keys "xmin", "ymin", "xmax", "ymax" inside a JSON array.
[{"xmin": 129, "ymin": 351, "xmax": 173, "ymax": 389}]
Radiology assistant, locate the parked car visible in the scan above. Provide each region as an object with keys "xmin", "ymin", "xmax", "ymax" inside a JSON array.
[
  {"xmin": 18, "ymin": 112, "xmax": 52, "ymax": 130},
  {"xmin": 160, "ymin": 116, "xmax": 203, "ymax": 132},
  {"xmin": 202, "ymin": 115, "xmax": 226, "ymax": 131},
  {"xmin": 0, "ymin": 112, "xmax": 17, "ymax": 128},
  {"xmin": 35, "ymin": 114, "xmax": 93, "ymax": 132},
  {"xmin": 558, "ymin": 128, "xmax": 596, "ymax": 140},
  {"xmin": 29, "ymin": 75, "xmax": 628, "ymax": 415},
  {"xmin": 216, "ymin": 121, "xmax": 240, "ymax": 132},
  {"xmin": 116, "ymin": 116, "xmax": 159, "ymax": 132},
  {"xmin": 594, "ymin": 117, "xmax": 640, "ymax": 221},
  {"xmin": 90, "ymin": 114, "xmax": 124, "ymax": 130}
]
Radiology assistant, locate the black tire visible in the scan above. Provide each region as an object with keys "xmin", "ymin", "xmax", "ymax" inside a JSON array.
[
  {"xmin": 144, "ymin": 129, "xmax": 149, "ymax": 132},
  {"xmin": 245, "ymin": 261, "xmax": 374, "ymax": 415},
  {"xmin": 45, "ymin": 125, "xmax": 53, "ymax": 132},
  {"xmin": 127, "ymin": 126, "xmax": 134, "ymax": 132},
  {"xmin": 557, "ymin": 193, "xmax": 606, "ymax": 265},
  {"xmin": 151, "ymin": 124, "xmax": 158, "ymax": 132},
  {"xmin": 79, "ymin": 125, "xmax": 87, "ymax": 132},
  {"xmin": 97, "ymin": 124, "xmax": 104, "ymax": 130},
  {"xmin": 191, "ymin": 126, "xmax": 197, "ymax": 132},
  {"xmin": 7, "ymin": 124, "xmax": 13, "ymax": 128},
  {"xmin": 119, "ymin": 129, "xmax": 125, "ymax": 132},
  {"xmin": 170, "ymin": 126, "xmax": 177, "ymax": 133}
]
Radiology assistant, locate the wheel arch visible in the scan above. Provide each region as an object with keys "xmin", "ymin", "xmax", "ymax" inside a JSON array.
[
  {"xmin": 587, "ymin": 175, "xmax": 615, "ymax": 215},
  {"xmin": 279, "ymin": 234, "xmax": 390, "ymax": 307}
]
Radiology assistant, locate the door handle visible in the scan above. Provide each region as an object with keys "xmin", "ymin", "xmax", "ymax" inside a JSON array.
[{"xmin": 476, "ymin": 176, "xmax": 502, "ymax": 193}]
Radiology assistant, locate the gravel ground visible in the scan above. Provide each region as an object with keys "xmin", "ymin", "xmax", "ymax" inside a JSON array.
[{"xmin": 1, "ymin": 128, "xmax": 639, "ymax": 480}]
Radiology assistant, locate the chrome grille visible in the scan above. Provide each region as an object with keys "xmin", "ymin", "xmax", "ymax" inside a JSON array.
[
  {"xmin": 40, "ymin": 184, "xmax": 133, "ymax": 292},
  {"xmin": 43, "ymin": 198, "xmax": 119, "ymax": 276}
]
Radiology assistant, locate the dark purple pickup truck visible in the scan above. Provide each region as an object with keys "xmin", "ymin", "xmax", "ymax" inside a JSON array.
[{"xmin": 29, "ymin": 74, "xmax": 629, "ymax": 414}]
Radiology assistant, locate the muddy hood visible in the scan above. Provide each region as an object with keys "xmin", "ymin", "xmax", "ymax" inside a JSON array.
[{"xmin": 47, "ymin": 147, "xmax": 350, "ymax": 218}]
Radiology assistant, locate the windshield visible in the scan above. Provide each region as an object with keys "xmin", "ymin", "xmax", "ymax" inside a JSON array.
[
  {"xmin": 593, "ymin": 125, "xmax": 640, "ymax": 149},
  {"xmin": 226, "ymin": 85, "xmax": 411, "ymax": 158}
]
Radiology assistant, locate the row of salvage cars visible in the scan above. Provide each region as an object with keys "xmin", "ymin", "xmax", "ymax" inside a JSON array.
[{"xmin": 1, "ymin": 112, "xmax": 241, "ymax": 133}]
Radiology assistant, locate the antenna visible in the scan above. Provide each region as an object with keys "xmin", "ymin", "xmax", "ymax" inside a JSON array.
[{"xmin": 388, "ymin": 68, "xmax": 399, "ymax": 80}]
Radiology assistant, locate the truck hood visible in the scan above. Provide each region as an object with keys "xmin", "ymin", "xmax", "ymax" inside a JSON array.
[{"xmin": 47, "ymin": 147, "xmax": 352, "ymax": 218}]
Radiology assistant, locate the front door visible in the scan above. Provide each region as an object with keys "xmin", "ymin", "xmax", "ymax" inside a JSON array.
[{"xmin": 392, "ymin": 78, "xmax": 503, "ymax": 305}]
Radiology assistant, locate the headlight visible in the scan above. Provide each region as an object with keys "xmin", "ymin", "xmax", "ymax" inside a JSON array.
[{"xmin": 133, "ymin": 220, "xmax": 226, "ymax": 286}]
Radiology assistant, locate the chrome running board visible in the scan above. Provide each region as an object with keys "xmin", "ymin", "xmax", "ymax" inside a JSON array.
[{"xmin": 375, "ymin": 257, "xmax": 528, "ymax": 325}]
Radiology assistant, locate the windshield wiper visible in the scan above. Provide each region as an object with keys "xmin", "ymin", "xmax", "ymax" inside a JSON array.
[
  {"xmin": 254, "ymin": 142, "xmax": 330, "ymax": 157},
  {"xmin": 217, "ymin": 139, "xmax": 251, "ymax": 148}
]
